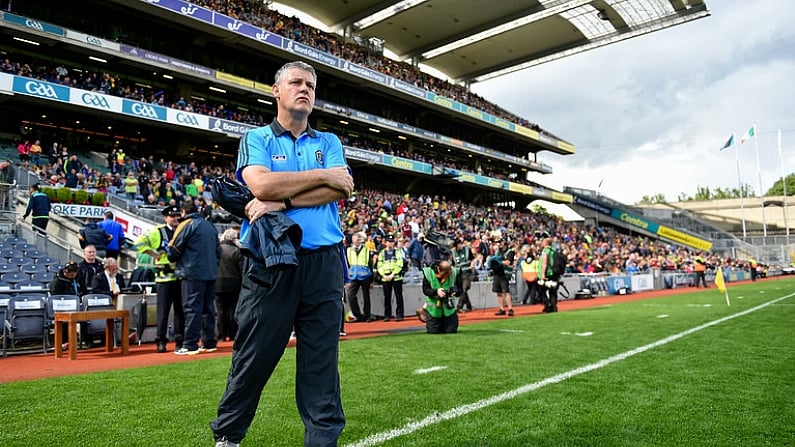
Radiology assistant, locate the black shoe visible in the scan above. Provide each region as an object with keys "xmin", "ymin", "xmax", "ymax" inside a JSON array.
[
  {"xmin": 366, "ymin": 316, "xmax": 377, "ymax": 322},
  {"xmin": 384, "ymin": 317, "xmax": 391, "ymax": 322},
  {"xmin": 508, "ymin": 309, "xmax": 514, "ymax": 316},
  {"xmin": 495, "ymin": 309, "xmax": 506, "ymax": 316},
  {"xmin": 156, "ymin": 343, "xmax": 167, "ymax": 353},
  {"xmin": 395, "ymin": 317, "xmax": 404, "ymax": 322}
]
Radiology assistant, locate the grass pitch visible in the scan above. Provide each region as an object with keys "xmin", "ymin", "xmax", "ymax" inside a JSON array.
[{"xmin": 1, "ymin": 279, "xmax": 793, "ymax": 446}]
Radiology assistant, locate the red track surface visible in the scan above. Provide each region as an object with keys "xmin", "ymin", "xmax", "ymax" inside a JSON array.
[{"xmin": 0, "ymin": 284, "xmax": 746, "ymax": 383}]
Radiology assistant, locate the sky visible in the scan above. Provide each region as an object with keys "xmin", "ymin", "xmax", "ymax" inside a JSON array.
[
  {"xmin": 273, "ymin": 0, "xmax": 795, "ymax": 205},
  {"xmin": 471, "ymin": 0, "xmax": 795, "ymax": 204}
]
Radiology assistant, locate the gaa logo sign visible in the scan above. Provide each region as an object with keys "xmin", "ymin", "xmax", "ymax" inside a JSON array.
[
  {"xmin": 25, "ymin": 19, "xmax": 45, "ymax": 32},
  {"xmin": 81, "ymin": 93, "xmax": 110, "ymax": 109},
  {"xmin": 25, "ymin": 81, "xmax": 58, "ymax": 99},
  {"xmin": 176, "ymin": 112, "xmax": 200, "ymax": 127},
  {"xmin": 131, "ymin": 103, "xmax": 159, "ymax": 118}
]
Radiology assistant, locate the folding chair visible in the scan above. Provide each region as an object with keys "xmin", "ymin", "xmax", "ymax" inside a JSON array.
[
  {"xmin": 2, "ymin": 295, "xmax": 48, "ymax": 357},
  {"xmin": 21, "ymin": 264, "xmax": 47, "ymax": 275},
  {"xmin": 36, "ymin": 257, "xmax": 60, "ymax": 270},
  {"xmin": 16, "ymin": 282, "xmax": 47, "ymax": 292},
  {"xmin": 30, "ymin": 271, "xmax": 54, "ymax": 285},
  {"xmin": 1, "ymin": 249, "xmax": 24, "ymax": 259},
  {"xmin": 4, "ymin": 237, "xmax": 21, "ymax": 246},
  {"xmin": 1, "ymin": 272, "xmax": 27, "ymax": 285},
  {"xmin": 9, "ymin": 257, "xmax": 30, "ymax": 267},
  {"xmin": 47, "ymin": 295, "xmax": 82, "ymax": 347},
  {"xmin": 14, "ymin": 243, "xmax": 33, "ymax": 253},
  {"xmin": 0, "ymin": 294, "xmax": 10, "ymax": 335},
  {"xmin": 24, "ymin": 249, "xmax": 47, "ymax": 260},
  {"xmin": 81, "ymin": 294, "xmax": 117, "ymax": 347}
]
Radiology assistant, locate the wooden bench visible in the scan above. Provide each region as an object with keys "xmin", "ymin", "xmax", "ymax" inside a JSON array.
[{"xmin": 53, "ymin": 310, "xmax": 130, "ymax": 360}]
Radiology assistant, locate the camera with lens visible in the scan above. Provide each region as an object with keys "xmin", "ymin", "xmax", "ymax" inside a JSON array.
[{"xmin": 441, "ymin": 288, "xmax": 457, "ymax": 307}]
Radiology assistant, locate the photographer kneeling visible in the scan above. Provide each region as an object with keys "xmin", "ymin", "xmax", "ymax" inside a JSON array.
[{"xmin": 421, "ymin": 260, "xmax": 464, "ymax": 334}]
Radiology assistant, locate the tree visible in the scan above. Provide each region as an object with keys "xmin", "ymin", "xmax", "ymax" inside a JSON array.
[
  {"xmin": 652, "ymin": 184, "xmax": 757, "ymax": 203},
  {"xmin": 766, "ymin": 173, "xmax": 795, "ymax": 196},
  {"xmin": 691, "ymin": 184, "xmax": 754, "ymax": 201},
  {"xmin": 637, "ymin": 193, "xmax": 667, "ymax": 205},
  {"xmin": 531, "ymin": 204, "xmax": 549, "ymax": 215}
]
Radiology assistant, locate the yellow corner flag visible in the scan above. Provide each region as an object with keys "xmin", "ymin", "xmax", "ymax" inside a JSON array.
[
  {"xmin": 715, "ymin": 267, "xmax": 726, "ymax": 291},
  {"xmin": 715, "ymin": 268, "xmax": 730, "ymax": 306}
]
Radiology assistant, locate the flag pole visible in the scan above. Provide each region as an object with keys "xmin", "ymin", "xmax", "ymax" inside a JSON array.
[
  {"xmin": 752, "ymin": 124, "xmax": 767, "ymax": 238},
  {"xmin": 735, "ymin": 137, "xmax": 747, "ymax": 240},
  {"xmin": 778, "ymin": 129, "xmax": 790, "ymax": 244}
]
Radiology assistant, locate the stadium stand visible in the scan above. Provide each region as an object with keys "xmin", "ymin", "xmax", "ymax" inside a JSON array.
[{"xmin": 0, "ymin": 0, "xmax": 782, "ymax": 359}]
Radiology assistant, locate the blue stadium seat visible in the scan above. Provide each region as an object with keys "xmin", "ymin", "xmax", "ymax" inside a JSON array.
[
  {"xmin": 36, "ymin": 257, "xmax": 60, "ymax": 269},
  {"xmin": 30, "ymin": 271, "xmax": 54, "ymax": 284},
  {"xmin": 2, "ymin": 294, "xmax": 48, "ymax": 357},
  {"xmin": 24, "ymin": 249, "xmax": 47, "ymax": 260},
  {"xmin": 21, "ymin": 264, "xmax": 47, "ymax": 275},
  {"xmin": 1, "ymin": 272, "xmax": 27, "ymax": 285}
]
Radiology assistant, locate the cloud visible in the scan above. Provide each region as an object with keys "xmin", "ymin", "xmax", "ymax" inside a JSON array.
[{"xmin": 472, "ymin": 0, "xmax": 795, "ymax": 204}]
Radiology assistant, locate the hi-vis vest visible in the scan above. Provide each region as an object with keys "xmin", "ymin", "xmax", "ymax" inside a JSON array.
[
  {"xmin": 422, "ymin": 267, "xmax": 458, "ymax": 318},
  {"xmin": 452, "ymin": 247, "xmax": 472, "ymax": 273},
  {"xmin": 134, "ymin": 225, "xmax": 177, "ymax": 283},
  {"xmin": 520, "ymin": 257, "xmax": 538, "ymax": 282},
  {"xmin": 377, "ymin": 248, "xmax": 404, "ymax": 281},
  {"xmin": 347, "ymin": 245, "xmax": 371, "ymax": 281}
]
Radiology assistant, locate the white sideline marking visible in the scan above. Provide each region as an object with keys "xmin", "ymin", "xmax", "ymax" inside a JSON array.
[
  {"xmin": 561, "ymin": 331, "xmax": 594, "ymax": 337},
  {"xmin": 656, "ymin": 314, "xmax": 669, "ymax": 319},
  {"xmin": 343, "ymin": 293, "xmax": 795, "ymax": 447},
  {"xmin": 414, "ymin": 366, "xmax": 446, "ymax": 375}
]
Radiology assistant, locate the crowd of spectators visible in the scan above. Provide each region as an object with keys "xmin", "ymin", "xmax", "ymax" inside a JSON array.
[
  {"xmin": 15, "ymin": 136, "xmax": 229, "ymax": 210},
  {"xmin": 3, "ymin": 53, "xmax": 536, "ymax": 182},
  {"xmin": 7, "ymin": 0, "xmax": 556, "ymax": 138},
  {"xmin": 14, "ymin": 128, "xmax": 761, "ymax": 279},
  {"xmin": 337, "ymin": 187, "xmax": 757, "ymax": 277},
  {"xmin": 14, "ymin": 133, "xmax": 718, "ymax": 278},
  {"xmin": 186, "ymin": 0, "xmax": 542, "ymax": 132},
  {"xmin": 0, "ymin": 57, "xmax": 265, "ymax": 127}
]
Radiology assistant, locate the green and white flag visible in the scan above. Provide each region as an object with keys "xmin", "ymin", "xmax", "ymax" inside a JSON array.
[{"xmin": 740, "ymin": 125, "xmax": 756, "ymax": 144}]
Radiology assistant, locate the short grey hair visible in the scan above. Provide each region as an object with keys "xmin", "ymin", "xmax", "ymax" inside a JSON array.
[
  {"xmin": 221, "ymin": 228, "xmax": 239, "ymax": 241},
  {"xmin": 274, "ymin": 61, "xmax": 316, "ymax": 85}
]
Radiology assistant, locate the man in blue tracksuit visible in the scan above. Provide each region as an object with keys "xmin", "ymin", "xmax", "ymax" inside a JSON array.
[
  {"xmin": 211, "ymin": 61, "xmax": 353, "ymax": 447},
  {"xmin": 97, "ymin": 210, "xmax": 126, "ymax": 260},
  {"xmin": 168, "ymin": 200, "xmax": 220, "ymax": 355},
  {"xmin": 23, "ymin": 183, "xmax": 51, "ymax": 233}
]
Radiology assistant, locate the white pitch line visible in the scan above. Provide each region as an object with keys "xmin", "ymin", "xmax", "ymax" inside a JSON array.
[
  {"xmin": 343, "ymin": 292, "xmax": 795, "ymax": 447},
  {"xmin": 414, "ymin": 366, "xmax": 447, "ymax": 374}
]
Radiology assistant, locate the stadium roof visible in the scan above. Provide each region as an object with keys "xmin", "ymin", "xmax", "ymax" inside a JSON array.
[{"xmin": 277, "ymin": 0, "xmax": 710, "ymax": 83}]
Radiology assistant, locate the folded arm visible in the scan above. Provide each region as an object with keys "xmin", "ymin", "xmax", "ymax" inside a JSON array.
[{"xmin": 242, "ymin": 165, "xmax": 353, "ymax": 222}]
